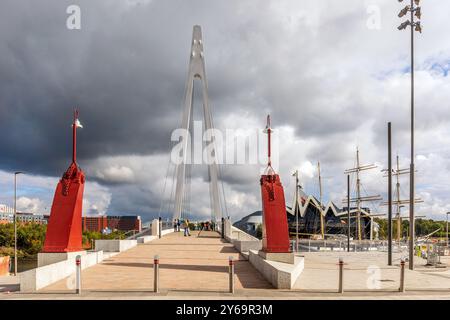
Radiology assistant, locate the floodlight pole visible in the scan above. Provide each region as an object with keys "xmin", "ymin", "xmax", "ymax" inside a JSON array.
[{"xmin": 399, "ymin": 0, "xmax": 420, "ymax": 271}]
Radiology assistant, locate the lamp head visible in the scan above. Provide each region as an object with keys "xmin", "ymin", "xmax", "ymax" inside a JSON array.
[
  {"xmin": 398, "ymin": 6, "xmax": 410, "ymax": 18},
  {"xmin": 415, "ymin": 7, "xmax": 421, "ymax": 19},
  {"xmin": 415, "ymin": 22, "xmax": 422, "ymax": 33},
  {"xmin": 397, "ymin": 20, "xmax": 411, "ymax": 30}
]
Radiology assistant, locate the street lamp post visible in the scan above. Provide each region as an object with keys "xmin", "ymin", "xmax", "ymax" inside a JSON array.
[
  {"xmin": 13, "ymin": 171, "xmax": 24, "ymax": 276},
  {"xmin": 397, "ymin": 0, "xmax": 422, "ymax": 271}
]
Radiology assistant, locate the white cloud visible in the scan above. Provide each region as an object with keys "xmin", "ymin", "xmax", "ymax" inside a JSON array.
[
  {"xmin": 16, "ymin": 196, "xmax": 44, "ymax": 213},
  {"xmin": 94, "ymin": 165, "xmax": 135, "ymax": 183}
]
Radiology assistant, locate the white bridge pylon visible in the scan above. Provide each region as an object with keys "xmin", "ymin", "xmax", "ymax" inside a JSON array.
[{"xmin": 173, "ymin": 25, "xmax": 223, "ymax": 223}]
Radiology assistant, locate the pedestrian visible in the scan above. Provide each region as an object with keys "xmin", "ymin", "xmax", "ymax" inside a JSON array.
[
  {"xmin": 173, "ymin": 218, "xmax": 178, "ymax": 232},
  {"xmin": 184, "ymin": 219, "xmax": 191, "ymax": 237},
  {"xmin": 177, "ymin": 219, "xmax": 181, "ymax": 232}
]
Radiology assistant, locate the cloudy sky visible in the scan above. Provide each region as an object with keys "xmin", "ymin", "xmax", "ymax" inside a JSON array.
[{"xmin": 1, "ymin": 0, "xmax": 450, "ymax": 222}]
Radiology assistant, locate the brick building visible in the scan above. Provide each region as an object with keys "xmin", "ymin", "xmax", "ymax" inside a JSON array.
[{"xmin": 82, "ymin": 215, "xmax": 141, "ymax": 233}]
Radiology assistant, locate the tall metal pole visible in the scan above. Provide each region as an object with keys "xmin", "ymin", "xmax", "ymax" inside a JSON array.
[
  {"xmin": 347, "ymin": 174, "xmax": 350, "ymax": 252},
  {"xmin": 388, "ymin": 122, "xmax": 393, "ymax": 266},
  {"xmin": 14, "ymin": 173, "xmax": 17, "ymax": 276},
  {"xmin": 356, "ymin": 148, "xmax": 361, "ymax": 241},
  {"xmin": 408, "ymin": 0, "xmax": 415, "ymax": 271},
  {"xmin": 294, "ymin": 170, "xmax": 299, "ymax": 252},
  {"xmin": 318, "ymin": 162, "xmax": 324, "ymax": 238}
]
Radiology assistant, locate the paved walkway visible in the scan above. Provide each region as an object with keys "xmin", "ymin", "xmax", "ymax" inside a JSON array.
[
  {"xmin": 3, "ymin": 232, "xmax": 450, "ymax": 299},
  {"xmin": 39, "ymin": 230, "xmax": 272, "ymax": 293},
  {"xmin": 294, "ymin": 251, "xmax": 450, "ymax": 291}
]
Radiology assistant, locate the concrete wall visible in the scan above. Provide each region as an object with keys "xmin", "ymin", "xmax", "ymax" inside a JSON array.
[
  {"xmin": 137, "ymin": 235, "xmax": 157, "ymax": 244},
  {"xmin": 231, "ymin": 239, "xmax": 262, "ymax": 253},
  {"xmin": 161, "ymin": 228, "xmax": 174, "ymax": 236},
  {"xmin": 38, "ymin": 251, "xmax": 87, "ymax": 267},
  {"xmin": 151, "ymin": 219, "xmax": 159, "ymax": 236},
  {"xmin": 248, "ymin": 250, "xmax": 304, "ymax": 289},
  {"xmin": 224, "ymin": 219, "xmax": 232, "ymax": 239},
  {"xmin": 137, "ymin": 228, "xmax": 174, "ymax": 243},
  {"xmin": 20, "ymin": 250, "xmax": 104, "ymax": 292},
  {"xmin": 95, "ymin": 239, "xmax": 137, "ymax": 252},
  {"xmin": 223, "ymin": 223, "xmax": 262, "ymax": 254}
]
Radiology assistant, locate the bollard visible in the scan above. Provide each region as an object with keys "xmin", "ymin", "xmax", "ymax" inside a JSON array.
[
  {"xmin": 338, "ymin": 257, "xmax": 344, "ymax": 293},
  {"xmin": 75, "ymin": 255, "xmax": 81, "ymax": 295},
  {"xmin": 154, "ymin": 255, "xmax": 159, "ymax": 293},
  {"xmin": 399, "ymin": 258, "xmax": 405, "ymax": 292},
  {"xmin": 228, "ymin": 256, "xmax": 234, "ymax": 294}
]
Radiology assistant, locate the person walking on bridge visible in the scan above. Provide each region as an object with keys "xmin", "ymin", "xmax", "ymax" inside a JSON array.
[{"xmin": 184, "ymin": 219, "xmax": 191, "ymax": 237}]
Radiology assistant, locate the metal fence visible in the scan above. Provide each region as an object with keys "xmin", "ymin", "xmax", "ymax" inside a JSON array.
[{"xmin": 290, "ymin": 238, "xmax": 450, "ymax": 256}]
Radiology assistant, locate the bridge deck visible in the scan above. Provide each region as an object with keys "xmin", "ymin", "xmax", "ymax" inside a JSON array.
[{"xmin": 40, "ymin": 230, "xmax": 272, "ymax": 293}]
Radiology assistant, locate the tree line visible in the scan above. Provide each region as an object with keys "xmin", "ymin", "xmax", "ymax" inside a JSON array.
[
  {"xmin": 374, "ymin": 218, "xmax": 448, "ymax": 240},
  {"xmin": 0, "ymin": 223, "xmax": 126, "ymax": 258}
]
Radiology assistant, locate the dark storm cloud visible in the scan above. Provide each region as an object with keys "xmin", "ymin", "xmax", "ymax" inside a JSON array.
[
  {"xmin": 2, "ymin": 0, "xmax": 450, "ymax": 221},
  {"xmin": 0, "ymin": 0, "xmax": 227, "ymax": 175},
  {"xmin": 0, "ymin": 0, "xmax": 375, "ymax": 177}
]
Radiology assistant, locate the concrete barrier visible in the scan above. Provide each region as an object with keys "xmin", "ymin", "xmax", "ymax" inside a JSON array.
[
  {"xmin": 248, "ymin": 250, "xmax": 304, "ymax": 289},
  {"xmin": 38, "ymin": 251, "xmax": 87, "ymax": 267},
  {"xmin": 231, "ymin": 239, "xmax": 262, "ymax": 253},
  {"xmin": 161, "ymin": 228, "xmax": 175, "ymax": 236},
  {"xmin": 137, "ymin": 235, "xmax": 157, "ymax": 243},
  {"xmin": 20, "ymin": 250, "xmax": 104, "ymax": 292},
  {"xmin": 95, "ymin": 240, "xmax": 137, "ymax": 252},
  {"xmin": 223, "ymin": 224, "xmax": 262, "ymax": 254},
  {"xmin": 224, "ymin": 219, "xmax": 232, "ymax": 239},
  {"xmin": 151, "ymin": 219, "xmax": 159, "ymax": 236}
]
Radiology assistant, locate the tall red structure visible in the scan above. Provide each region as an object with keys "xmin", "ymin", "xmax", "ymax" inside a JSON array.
[
  {"xmin": 260, "ymin": 115, "xmax": 291, "ymax": 253},
  {"xmin": 42, "ymin": 110, "xmax": 85, "ymax": 252}
]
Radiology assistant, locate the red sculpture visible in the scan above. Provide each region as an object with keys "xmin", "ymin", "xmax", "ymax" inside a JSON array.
[
  {"xmin": 42, "ymin": 110, "xmax": 85, "ymax": 252},
  {"xmin": 260, "ymin": 115, "xmax": 291, "ymax": 253}
]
